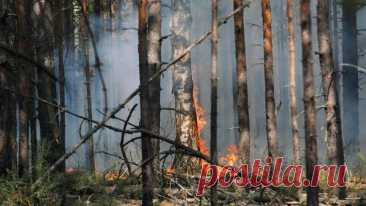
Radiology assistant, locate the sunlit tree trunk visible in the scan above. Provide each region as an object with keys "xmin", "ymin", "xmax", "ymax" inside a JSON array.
[
  {"xmin": 234, "ymin": 0, "xmax": 250, "ymax": 165},
  {"xmin": 261, "ymin": 0, "xmax": 278, "ymax": 158},
  {"xmin": 342, "ymin": 0, "xmax": 359, "ymax": 162},
  {"xmin": 317, "ymin": 0, "xmax": 346, "ymax": 199},
  {"xmin": 138, "ymin": 0, "xmax": 155, "ymax": 205},
  {"xmin": 300, "ymin": 0, "xmax": 319, "ymax": 204},
  {"xmin": 148, "ymin": 0, "xmax": 161, "ymax": 169},
  {"xmin": 210, "ymin": 0, "xmax": 218, "ymax": 205},
  {"xmin": 287, "ymin": 0, "xmax": 300, "ymax": 165}
]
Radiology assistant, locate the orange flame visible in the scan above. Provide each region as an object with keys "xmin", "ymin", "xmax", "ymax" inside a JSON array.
[
  {"xmin": 219, "ymin": 144, "xmax": 239, "ymax": 166},
  {"xmin": 193, "ymin": 86, "xmax": 209, "ymax": 164}
]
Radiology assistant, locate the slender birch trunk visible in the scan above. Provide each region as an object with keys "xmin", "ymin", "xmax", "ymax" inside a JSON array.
[
  {"xmin": 261, "ymin": 0, "xmax": 278, "ymax": 158},
  {"xmin": 234, "ymin": 0, "xmax": 250, "ymax": 165},
  {"xmin": 317, "ymin": 0, "xmax": 346, "ymax": 199},
  {"xmin": 300, "ymin": 0, "xmax": 319, "ymax": 204}
]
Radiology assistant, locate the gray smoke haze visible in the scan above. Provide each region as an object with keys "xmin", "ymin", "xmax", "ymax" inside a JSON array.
[{"xmin": 63, "ymin": 0, "xmax": 366, "ymax": 171}]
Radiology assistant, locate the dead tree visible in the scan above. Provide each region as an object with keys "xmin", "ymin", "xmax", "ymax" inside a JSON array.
[
  {"xmin": 170, "ymin": 0, "xmax": 197, "ymax": 171},
  {"xmin": 342, "ymin": 0, "xmax": 359, "ymax": 162},
  {"xmin": 210, "ymin": 0, "xmax": 218, "ymax": 205},
  {"xmin": 234, "ymin": 0, "xmax": 251, "ymax": 165},
  {"xmin": 138, "ymin": 0, "xmax": 155, "ymax": 205},
  {"xmin": 148, "ymin": 0, "xmax": 161, "ymax": 170},
  {"xmin": 317, "ymin": 0, "xmax": 346, "ymax": 199},
  {"xmin": 300, "ymin": 0, "xmax": 319, "ymax": 205},
  {"xmin": 261, "ymin": 0, "xmax": 278, "ymax": 158}
]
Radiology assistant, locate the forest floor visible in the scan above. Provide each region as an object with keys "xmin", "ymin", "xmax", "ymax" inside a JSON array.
[{"xmin": 1, "ymin": 169, "xmax": 366, "ymax": 206}]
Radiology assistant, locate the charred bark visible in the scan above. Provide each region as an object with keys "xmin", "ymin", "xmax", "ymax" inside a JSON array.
[
  {"xmin": 210, "ymin": 0, "xmax": 218, "ymax": 205},
  {"xmin": 234, "ymin": 0, "xmax": 251, "ymax": 165},
  {"xmin": 138, "ymin": 0, "xmax": 155, "ymax": 205},
  {"xmin": 148, "ymin": 0, "xmax": 161, "ymax": 170}
]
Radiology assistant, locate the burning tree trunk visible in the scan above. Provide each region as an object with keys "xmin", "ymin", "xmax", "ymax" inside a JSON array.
[
  {"xmin": 300, "ymin": 0, "xmax": 319, "ymax": 204},
  {"xmin": 170, "ymin": 0, "xmax": 197, "ymax": 170},
  {"xmin": 342, "ymin": 0, "xmax": 359, "ymax": 162},
  {"xmin": 234, "ymin": 0, "xmax": 251, "ymax": 165},
  {"xmin": 317, "ymin": 0, "xmax": 346, "ymax": 199},
  {"xmin": 287, "ymin": 0, "xmax": 300, "ymax": 165},
  {"xmin": 15, "ymin": 0, "xmax": 32, "ymax": 177},
  {"xmin": 148, "ymin": 0, "xmax": 161, "ymax": 169},
  {"xmin": 80, "ymin": 0, "xmax": 95, "ymax": 173},
  {"xmin": 210, "ymin": 0, "xmax": 218, "ymax": 205},
  {"xmin": 261, "ymin": 0, "xmax": 278, "ymax": 158},
  {"xmin": 138, "ymin": 0, "xmax": 155, "ymax": 205}
]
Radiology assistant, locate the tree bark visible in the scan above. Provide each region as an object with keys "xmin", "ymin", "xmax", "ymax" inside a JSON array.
[
  {"xmin": 300, "ymin": 0, "xmax": 319, "ymax": 205},
  {"xmin": 210, "ymin": 0, "xmax": 218, "ymax": 205},
  {"xmin": 15, "ymin": 0, "xmax": 32, "ymax": 177},
  {"xmin": 261, "ymin": 0, "xmax": 278, "ymax": 158},
  {"xmin": 234, "ymin": 0, "xmax": 250, "ymax": 165},
  {"xmin": 80, "ymin": 0, "xmax": 95, "ymax": 173},
  {"xmin": 342, "ymin": 0, "xmax": 359, "ymax": 163},
  {"xmin": 170, "ymin": 0, "xmax": 197, "ymax": 171},
  {"xmin": 0, "ymin": 64, "xmax": 10, "ymax": 175},
  {"xmin": 317, "ymin": 0, "xmax": 346, "ymax": 199},
  {"xmin": 148, "ymin": 0, "xmax": 161, "ymax": 170},
  {"xmin": 138, "ymin": 0, "xmax": 155, "ymax": 205},
  {"xmin": 287, "ymin": 0, "xmax": 300, "ymax": 165}
]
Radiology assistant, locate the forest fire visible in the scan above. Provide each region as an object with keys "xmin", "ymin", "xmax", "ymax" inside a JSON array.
[
  {"xmin": 219, "ymin": 144, "xmax": 239, "ymax": 166},
  {"xmin": 193, "ymin": 87, "xmax": 209, "ymax": 161}
]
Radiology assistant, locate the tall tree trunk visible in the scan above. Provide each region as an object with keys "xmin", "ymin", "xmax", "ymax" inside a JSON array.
[
  {"xmin": 170, "ymin": 0, "xmax": 196, "ymax": 171},
  {"xmin": 261, "ymin": 0, "xmax": 278, "ymax": 158},
  {"xmin": 15, "ymin": 0, "xmax": 32, "ymax": 177},
  {"xmin": 0, "ymin": 64, "xmax": 10, "ymax": 175},
  {"xmin": 138, "ymin": 0, "xmax": 155, "ymax": 205},
  {"xmin": 35, "ymin": 0, "xmax": 63, "ymax": 172},
  {"xmin": 317, "ymin": 0, "xmax": 346, "ymax": 199},
  {"xmin": 55, "ymin": 0, "xmax": 66, "ymax": 173},
  {"xmin": 148, "ymin": 0, "xmax": 161, "ymax": 170},
  {"xmin": 300, "ymin": 0, "xmax": 319, "ymax": 205},
  {"xmin": 80, "ymin": 0, "xmax": 95, "ymax": 173},
  {"xmin": 342, "ymin": 0, "xmax": 359, "ymax": 163},
  {"xmin": 287, "ymin": 0, "xmax": 300, "ymax": 165},
  {"xmin": 234, "ymin": 0, "xmax": 250, "ymax": 165},
  {"xmin": 287, "ymin": 0, "xmax": 302, "ymax": 199},
  {"xmin": 210, "ymin": 0, "xmax": 218, "ymax": 205}
]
